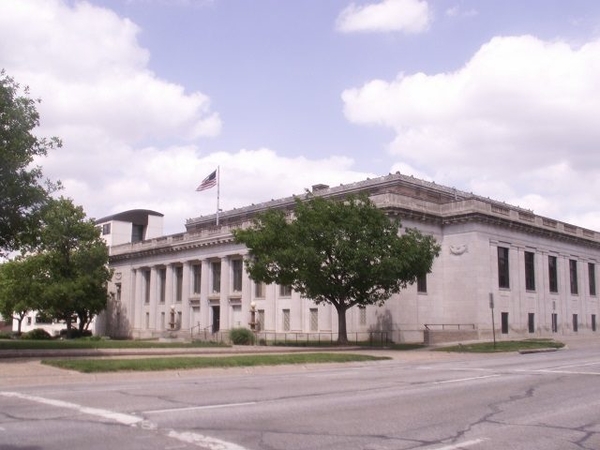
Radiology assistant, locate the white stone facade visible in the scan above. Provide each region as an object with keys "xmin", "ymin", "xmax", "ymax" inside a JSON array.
[{"xmin": 99, "ymin": 174, "xmax": 600, "ymax": 343}]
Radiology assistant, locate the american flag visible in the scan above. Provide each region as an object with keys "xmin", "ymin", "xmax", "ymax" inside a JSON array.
[{"xmin": 196, "ymin": 169, "xmax": 217, "ymax": 191}]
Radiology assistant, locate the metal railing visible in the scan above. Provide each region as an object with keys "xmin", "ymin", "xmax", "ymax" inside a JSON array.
[{"xmin": 424, "ymin": 323, "xmax": 476, "ymax": 331}]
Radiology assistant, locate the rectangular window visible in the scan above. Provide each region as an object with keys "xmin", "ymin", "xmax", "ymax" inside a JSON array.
[
  {"xmin": 570, "ymin": 259, "xmax": 578, "ymax": 295},
  {"xmin": 524, "ymin": 251, "xmax": 535, "ymax": 291},
  {"xmin": 258, "ymin": 309, "xmax": 265, "ymax": 331},
  {"xmin": 132, "ymin": 224, "xmax": 144, "ymax": 243},
  {"xmin": 255, "ymin": 282, "xmax": 266, "ymax": 298},
  {"xmin": 102, "ymin": 223, "xmax": 111, "ymax": 235},
  {"xmin": 359, "ymin": 307, "xmax": 367, "ymax": 326},
  {"xmin": 501, "ymin": 312, "xmax": 509, "ymax": 334},
  {"xmin": 548, "ymin": 256, "xmax": 558, "ymax": 293},
  {"xmin": 211, "ymin": 261, "xmax": 221, "ymax": 294},
  {"xmin": 551, "ymin": 313, "xmax": 558, "ymax": 333},
  {"xmin": 310, "ymin": 308, "xmax": 318, "ymax": 331},
  {"xmin": 143, "ymin": 270, "xmax": 151, "ymax": 304},
  {"xmin": 282, "ymin": 309, "xmax": 290, "ymax": 331},
  {"xmin": 573, "ymin": 313, "xmax": 578, "ymax": 332},
  {"xmin": 498, "ymin": 247, "xmax": 510, "ymax": 289},
  {"xmin": 592, "ymin": 314, "xmax": 597, "ymax": 332},
  {"xmin": 175, "ymin": 266, "xmax": 183, "ymax": 302},
  {"xmin": 232, "ymin": 259, "xmax": 243, "ymax": 292},
  {"xmin": 280, "ymin": 285, "xmax": 292, "ymax": 297},
  {"xmin": 158, "ymin": 268, "xmax": 166, "ymax": 303},
  {"xmin": 417, "ymin": 274, "xmax": 427, "ymax": 293},
  {"xmin": 160, "ymin": 312, "xmax": 165, "ymax": 330},
  {"xmin": 528, "ymin": 313, "xmax": 535, "ymax": 334},
  {"xmin": 589, "ymin": 263, "xmax": 596, "ymax": 296},
  {"xmin": 192, "ymin": 264, "xmax": 202, "ymax": 295}
]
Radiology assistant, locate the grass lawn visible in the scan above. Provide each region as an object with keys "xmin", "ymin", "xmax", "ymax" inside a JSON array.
[
  {"xmin": 42, "ymin": 353, "xmax": 391, "ymax": 373},
  {"xmin": 435, "ymin": 339, "xmax": 565, "ymax": 353}
]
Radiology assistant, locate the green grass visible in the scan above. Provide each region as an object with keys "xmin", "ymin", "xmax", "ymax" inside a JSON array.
[
  {"xmin": 435, "ymin": 339, "xmax": 565, "ymax": 353},
  {"xmin": 42, "ymin": 353, "xmax": 391, "ymax": 373},
  {"xmin": 0, "ymin": 339, "xmax": 228, "ymax": 350}
]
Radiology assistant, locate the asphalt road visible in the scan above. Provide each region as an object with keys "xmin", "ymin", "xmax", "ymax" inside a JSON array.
[{"xmin": 1, "ymin": 338, "xmax": 600, "ymax": 450}]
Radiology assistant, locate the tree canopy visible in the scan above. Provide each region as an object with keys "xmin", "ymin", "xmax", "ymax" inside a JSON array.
[
  {"xmin": 0, "ymin": 70, "xmax": 61, "ymax": 254},
  {"xmin": 233, "ymin": 194, "xmax": 441, "ymax": 344},
  {"xmin": 0, "ymin": 198, "xmax": 111, "ymax": 336}
]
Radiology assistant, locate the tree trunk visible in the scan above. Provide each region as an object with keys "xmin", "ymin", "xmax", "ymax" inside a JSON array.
[{"xmin": 336, "ymin": 304, "xmax": 349, "ymax": 344}]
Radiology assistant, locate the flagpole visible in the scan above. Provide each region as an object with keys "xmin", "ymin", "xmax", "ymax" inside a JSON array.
[{"xmin": 216, "ymin": 165, "xmax": 220, "ymax": 226}]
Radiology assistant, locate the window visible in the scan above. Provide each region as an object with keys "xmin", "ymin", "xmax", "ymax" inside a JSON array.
[
  {"xmin": 592, "ymin": 314, "xmax": 597, "ymax": 332},
  {"xmin": 528, "ymin": 313, "xmax": 535, "ymax": 334},
  {"xmin": 132, "ymin": 224, "xmax": 144, "ymax": 243},
  {"xmin": 175, "ymin": 266, "xmax": 183, "ymax": 302},
  {"xmin": 501, "ymin": 312, "xmax": 509, "ymax": 334},
  {"xmin": 548, "ymin": 256, "xmax": 558, "ymax": 293},
  {"xmin": 417, "ymin": 274, "xmax": 427, "ymax": 293},
  {"xmin": 589, "ymin": 263, "xmax": 596, "ymax": 296},
  {"xmin": 158, "ymin": 268, "xmax": 166, "ymax": 303},
  {"xmin": 573, "ymin": 314, "xmax": 578, "ymax": 332},
  {"xmin": 280, "ymin": 285, "xmax": 292, "ymax": 297},
  {"xmin": 160, "ymin": 312, "xmax": 165, "ymax": 330},
  {"xmin": 569, "ymin": 259, "xmax": 578, "ymax": 295},
  {"xmin": 310, "ymin": 308, "xmax": 318, "ymax": 331},
  {"xmin": 282, "ymin": 309, "xmax": 290, "ymax": 331},
  {"xmin": 498, "ymin": 247, "xmax": 510, "ymax": 288},
  {"xmin": 524, "ymin": 251, "xmax": 535, "ymax": 291},
  {"xmin": 143, "ymin": 270, "xmax": 151, "ymax": 304},
  {"xmin": 551, "ymin": 313, "xmax": 558, "ymax": 333},
  {"xmin": 255, "ymin": 282, "xmax": 266, "ymax": 298},
  {"xmin": 102, "ymin": 223, "xmax": 111, "ymax": 235},
  {"xmin": 232, "ymin": 259, "xmax": 243, "ymax": 292},
  {"xmin": 211, "ymin": 261, "xmax": 221, "ymax": 294},
  {"xmin": 258, "ymin": 309, "xmax": 265, "ymax": 331},
  {"xmin": 359, "ymin": 307, "xmax": 367, "ymax": 326},
  {"xmin": 192, "ymin": 264, "xmax": 201, "ymax": 295}
]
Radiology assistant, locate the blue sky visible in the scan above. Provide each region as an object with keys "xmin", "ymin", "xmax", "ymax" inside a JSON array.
[{"xmin": 2, "ymin": 0, "xmax": 600, "ymax": 234}]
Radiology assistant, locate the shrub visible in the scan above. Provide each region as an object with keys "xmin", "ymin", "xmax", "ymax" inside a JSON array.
[
  {"xmin": 22, "ymin": 328, "xmax": 53, "ymax": 340},
  {"xmin": 59, "ymin": 328, "xmax": 93, "ymax": 339},
  {"xmin": 229, "ymin": 327, "xmax": 255, "ymax": 345}
]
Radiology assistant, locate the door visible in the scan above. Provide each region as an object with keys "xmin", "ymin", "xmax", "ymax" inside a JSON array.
[{"xmin": 211, "ymin": 306, "xmax": 220, "ymax": 333}]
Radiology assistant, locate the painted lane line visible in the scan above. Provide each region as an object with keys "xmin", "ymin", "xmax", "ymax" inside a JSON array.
[
  {"xmin": 0, "ymin": 391, "xmax": 143, "ymax": 426},
  {"xmin": 2, "ymin": 391, "xmax": 251, "ymax": 450},
  {"xmin": 434, "ymin": 438, "xmax": 489, "ymax": 449},
  {"xmin": 144, "ymin": 401, "xmax": 256, "ymax": 415},
  {"xmin": 519, "ymin": 369, "xmax": 600, "ymax": 376},
  {"xmin": 433, "ymin": 374, "xmax": 500, "ymax": 385},
  {"xmin": 168, "ymin": 430, "xmax": 248, "ymax": 450}
]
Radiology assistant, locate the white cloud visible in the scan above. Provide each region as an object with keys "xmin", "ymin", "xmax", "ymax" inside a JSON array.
[
  {"xmin": 0, "ymin": 0, "xmax": 372, "ymax": 235},
  {"xmin": 336, "ymin": 0, "xmax": 431, "ymax": 34},
  {"xmin": 342, "ymin": 35, "xmax": 600, "ymax": 230}
]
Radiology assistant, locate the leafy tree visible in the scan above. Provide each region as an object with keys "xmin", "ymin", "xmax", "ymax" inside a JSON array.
[
  {"xmin": 0, "ymin": 70, "xmax": 61, "ymax": 254},
  {"xmin": 0, "ymin": 254, "xmax": 47, "ymax": 334},
  {"xmin": 234, "ymin": 194, "xmax": 441, "ymax": 344},
  {"xmin": 37, "ymin": 198, "xmax": 111, "ymax": 336}
]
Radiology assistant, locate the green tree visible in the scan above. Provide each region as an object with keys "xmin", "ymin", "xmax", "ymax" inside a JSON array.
[
  {"xmin": 37, "ymin": 197, "xmax": 111, "ymax": 336},
  {"xmin": 0, "ymin": 254, "xmax": 47, "ymax": 334},
  {"xmin": 0, "ymin": 70, "xmax": 61, "ymax": 254},
  {"xmin": 234, "ymin": 195, "xmax": 441, "ymax": 344}
]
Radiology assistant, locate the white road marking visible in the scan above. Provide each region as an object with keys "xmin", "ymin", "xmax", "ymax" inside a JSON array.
[
  {"xmin": 433, "ymin": 374, "xmax": 500, "ymax": 385},
  {"xmin": 145, "ymin": 401, "xmax": 256, "ymax": 415},
  {"xmin": 168, "ymin": 430, "xmax": 248, "ymax": 450},
  {"xmin": 1, "ymin": 391, "xmax": 251, "ymax": 449},
  {"xmin": 0, "ymin": 391, "xmax": 143, "ymax": 426},
  {"xmin": 434, "ymin": 438, "xmax": 488, "ymax": 449}
]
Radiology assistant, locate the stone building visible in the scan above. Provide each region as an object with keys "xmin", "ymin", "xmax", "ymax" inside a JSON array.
[{"xmin": 97, "ymin": 173, "xmax": 600, "ymax": 343}]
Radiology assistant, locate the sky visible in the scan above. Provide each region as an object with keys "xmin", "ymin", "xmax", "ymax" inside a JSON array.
[{"xmin": 2, "ymin": 0, "xmax": 600, "ymax": 235}]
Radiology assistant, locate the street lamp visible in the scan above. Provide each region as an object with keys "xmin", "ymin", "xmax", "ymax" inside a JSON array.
[{"xmin": 249, "ymin": 301, "xmax": 256, "ymax": 331}]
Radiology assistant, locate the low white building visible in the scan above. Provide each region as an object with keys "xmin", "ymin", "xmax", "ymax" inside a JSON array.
[{"xmin": 98, "ymin": 173, "xmax": 600, "ymax": 343}]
